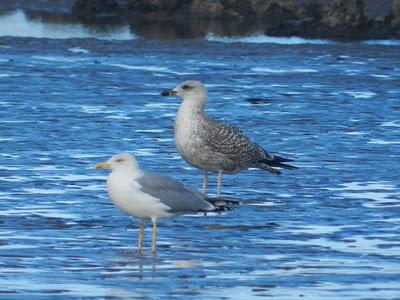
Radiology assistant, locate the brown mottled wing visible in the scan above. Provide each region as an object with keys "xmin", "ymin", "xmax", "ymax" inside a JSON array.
[{"xmin": 201, "ymin": 118, "xmax": 274, "ymax": 168}]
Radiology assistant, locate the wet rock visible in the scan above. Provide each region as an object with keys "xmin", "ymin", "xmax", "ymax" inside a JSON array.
[
  {"xmin": 265, "ymin": 0, "xmax": 397, "ymax": 39},
  {"xmin": 190, "ymin": 0, "xmax": 224, "ymax": 18},
  {"xmin": 316, "ymin": 0, "xmax": 372, "ymax": 38},
  {"xmin": 70, "ymin": 0, "xmax": 400, "ymax": 39},
  {"xmin": 392, "ymin": 0, "xmax": 400, "ymax": 36},
  {"xmin": 125, "ymin": 0, "xmax": 183, "ymax": 15},
  {"xmin": 322, "ymin": 0, "xmax": 367, "ymax": 29},
  {"xmin": 318, "ymin": 0, "xmax": 397, "ymax": 38},
  {"xmin": 72, "ymin": 0, "xmax": 120, "ymax": 17}
]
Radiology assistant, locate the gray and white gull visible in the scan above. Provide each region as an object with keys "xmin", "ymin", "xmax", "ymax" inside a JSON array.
[
  {"xmin": 95, "ymin": 152, "xmax": 234, "ymax": 253},
  {"xmin": 161, "ymin": 80, "xmax": 298, "ymax": 197}
]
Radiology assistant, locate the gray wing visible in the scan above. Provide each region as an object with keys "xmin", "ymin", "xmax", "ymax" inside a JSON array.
[
  {"xmin": 202, "ymin": 118, "xmax": 274, "ymax": 166},
  {"xmin": 136, "ymin": 172, "xmax": 214, "ymax": 214}
]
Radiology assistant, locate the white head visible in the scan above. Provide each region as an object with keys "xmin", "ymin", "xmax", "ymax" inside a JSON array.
[
  {"xmin": 161, "ymin": 80, "xmax": 208, "ymax": 108},
  {"xmin": 95, "ymin": 153, "xmax": 140, "ymax": 173}
]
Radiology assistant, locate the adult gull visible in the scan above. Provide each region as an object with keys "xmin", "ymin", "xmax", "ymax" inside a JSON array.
[
  {"xmin": 161, "ymin": 80, "xmax": 298, "ymax": 197},
  {"xmin": 95, "ymin": 152, "xmax": 234, "ymax": 253}
]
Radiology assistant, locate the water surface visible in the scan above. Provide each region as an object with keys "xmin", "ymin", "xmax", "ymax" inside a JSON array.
[{"xmin": 0, "ymin": 11, "xmax": 400, "ymax": 299}]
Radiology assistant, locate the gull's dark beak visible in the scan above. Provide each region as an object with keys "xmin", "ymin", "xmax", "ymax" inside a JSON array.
[{"xmin": 161, "ymin": 89, "xmax": 177, "ymax": 96}]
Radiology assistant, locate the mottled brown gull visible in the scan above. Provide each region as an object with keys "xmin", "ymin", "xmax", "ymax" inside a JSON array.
[
  {"xmin": 161, "ymin": 80, "xmax": 298, "ymax": 198},
  {"xmin": 95, "ymin": 152, "xmax": 234, "ymax": 253}
]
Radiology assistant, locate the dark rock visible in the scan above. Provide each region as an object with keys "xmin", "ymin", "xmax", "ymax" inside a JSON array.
[
  {"xmin": 317, "ymin": 0, "xmax": 396, "ymax": 38},
  {"xmin": 265, "ymin": 0, "xmax": 397, "ymax": 39},
  {"xmin": 72, "ymin": 0, "xmax": 120, "ymax": 16},
  {"xmin": 70, "ymin": 0, "xmax": 400, "ymax": 39},
  {"xmin": 125, "ymin": 0, "xmax": 183, "ymax": 15},
  {"xmin": 392, "ymin": 0, "xmax": 400, "ymax": 36},
  {"xmin": 190, "ymin": 0, "xmax": 224, "ymax": 18},
  {"xmin": 322, "ymin": 0, "xmax": 367, "ymax": 29},
  {"xmin": 222, "ymin": 0, "xmax": 254, "ymax": 17}
]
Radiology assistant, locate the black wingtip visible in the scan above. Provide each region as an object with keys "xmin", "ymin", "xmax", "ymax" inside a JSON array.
[
  {"xmin": 272, "ymin": 154, "xmax": 295, "ymax": 163},
  {"xmin": 274, "ymin": 162, "xmax": 299, "ymax": 170},
  {"xmin": 261, "ymin": 156, "xmax": 299, "ymax": 171},
  {"xmin": 205, "ymin": 197, "xmax": 240, "ymax": 211}
]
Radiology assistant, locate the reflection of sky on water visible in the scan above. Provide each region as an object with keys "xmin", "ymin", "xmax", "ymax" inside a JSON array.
[{"xmin": 0, "ymin": 8, "xmax": 400, "ymax": 298}]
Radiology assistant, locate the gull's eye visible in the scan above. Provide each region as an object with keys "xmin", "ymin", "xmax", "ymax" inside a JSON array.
[
  {"xmin": 182, "ymin": 85, "xmax": 191, "ymax": 90},
  {"xmin": 115, "ymin": 158, "xmax": 124, "ymax": 163}
]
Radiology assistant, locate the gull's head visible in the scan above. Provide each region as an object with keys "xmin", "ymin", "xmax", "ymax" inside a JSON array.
[
  {"xmin": 95, "ymin": 153, "xmax": 139, "ymax": 172},
  {"xmin": 161, "ymin": 80, "xmax": 207, "ymax": 104}
]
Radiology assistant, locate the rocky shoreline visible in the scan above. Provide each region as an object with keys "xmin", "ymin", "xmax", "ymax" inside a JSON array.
[{"xmin": 71, "ymin": 0, "xmax": 400, "ymax": 39}]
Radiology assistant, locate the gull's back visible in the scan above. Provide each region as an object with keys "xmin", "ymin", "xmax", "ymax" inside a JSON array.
[{"xmin": 136, "ymin": 172, "xmax": 214, "ymax": 214}]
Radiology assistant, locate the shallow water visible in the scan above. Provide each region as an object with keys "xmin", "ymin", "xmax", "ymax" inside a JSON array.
[{"xmin": 0, "ymin": 11, "xmax": 400, "ymax": 299}]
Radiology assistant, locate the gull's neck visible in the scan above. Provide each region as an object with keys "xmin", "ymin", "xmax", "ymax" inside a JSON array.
[
  {"xmin": 111, "ymin": 166, "xmax": 144, "ymax": 179},
  {"xmin": 177, "ymin": 95, "xmax": 207, "ymax": 118}
]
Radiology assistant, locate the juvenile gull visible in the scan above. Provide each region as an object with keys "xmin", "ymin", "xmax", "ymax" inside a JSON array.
[
  {"xmin": 161, "ymin": 80, "xmax": 298, "ymax": 197},
  {"xmin": 95, "ymin": 152, "xmax": 233, "ymax": 253}
]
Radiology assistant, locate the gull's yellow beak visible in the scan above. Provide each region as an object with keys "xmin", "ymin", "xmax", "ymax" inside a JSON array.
[{"xmin": 95, "ymin": 162, "xmax": 112, "ymax": 169}]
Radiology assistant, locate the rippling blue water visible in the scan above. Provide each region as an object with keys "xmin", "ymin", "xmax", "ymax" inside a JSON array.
[{"xmin": 1, "ymin": 14, "xmax": 400, "ymax": 299}]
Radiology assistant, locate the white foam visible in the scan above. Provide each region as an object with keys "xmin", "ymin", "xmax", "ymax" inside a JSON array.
[
  {"xmin": 53, "ymin": 174, "xmax": 105, "ymax": 181},
  {"xmin": 289, "ymin": 225, "xmax": 351, "ymax": 235},
  {"xmin": 270, "ymin": 84, "xmax": 289, "ymax": 87},
  {"xmin": 342, "ymin": 191, "xmax": 393, "ymax": 202},
  {"xmin": 135, "ymin": 129, "xmax": 165, "ymax": 133},
  {"xmin": 108, "ymin": 63, "xmax": 168, "ymax": 72},
  {"xmin": 368, "ymin": 139, "xmax": 400, "ymax": 145},
  {"xmin": 252, "ymin": 67, "xmax": 318, "ymax": 74},
  {"xmin": 344, "ymin": 131, "xmax": 365, "ymax": 135},
  {"xmin": 206, "ymin": 33, "xmax": 333, "ymax": 45},
  {"xmin": 105, "ymin": 115, "xmax": 131, "ymax": 120},
  {"xmin": 0, "ymin": 208, "xmax": 79, "ymax": 219},
  {"xmin": 22, "ymin": 188, "xmax": 66, "ymax": 195},
  {"xmin": 69, "ymin": 47, "xmax": 90, "ymax": 54},
  {"xmin": 199, "ymin": 61, "xmax": 228, "ymax": 66},
  {"xmin": 0, "ymin": 165, "xmax": 19, "ymax": 170},
  {"xmin": 372, "ymin": 74, "xmax": 391, "ymax": 79},
  {"xmin": 380, "ymin": 121, "xmax": 400, "ymax": 128},
  {"xmin": 80, "ymin": 105, "xmax": 122, "ymax": 115},
  {"xmin": 0, "ymin": 279, "xmax": 137, "ymax": 298},
  {"xmin": 344, "ymin": 91, "xmax": 377, "ymax": 99},
  {"xmin": 144, "ymin": 103, "xmax": 170, "ymax": 109},
  {"xmin": 0, "ymin": 10, "xmax": 136, "ymax": 40},
  {"xmin": 0, "ymin": 120, "xmax": 30, "ymax": 123},
  {"xmin": 134, "ymin": 148, "xmax": 156, "ymax": 156},
  {"xmin": 329, "ymin": 181, "xmax": 400, "ymax": 208},
  {"xmin": 29, "ymin": 165, "xmax": 66, "ymax": 171},
  {"xmin": 363, "ymin": 39, "xmax": 400, "ymax": 46},
  {"xmin": 32, "ymin": 55, "xmax": 87, "ymax": 63},
  {"xmin": 0, "ymin": 175, "xmax": 27, "ymax": 182},
  {"xmin": 328, "ymin": 181, "xmax": 396, "ymax": 191},
  {"xmin": 247, "ymin": 201, "xmax": 275, "ymax": 207},
  {"xmin": 69, "ymin": 153, "xmax": 102, "ymax": 159}
]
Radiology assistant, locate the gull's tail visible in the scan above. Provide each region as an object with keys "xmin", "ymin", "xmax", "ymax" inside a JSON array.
[{"xmin": 258, "ymin": 154, "xmax": 299, "ymax": 175}]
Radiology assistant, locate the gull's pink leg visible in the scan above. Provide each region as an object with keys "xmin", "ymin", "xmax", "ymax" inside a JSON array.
[
  {"xmin": 202, "ymin": 170, "xmax": 208, "ymax": 193},
  {"xmin": 217, "ymin": 170, "xmax": 223, "ymax": 198},
  {"xmin": 151, "ymin": 221, "xmax": 157, "ymax": 253},
  {"xmin": 138, "ymin": 219, "xmax": 144, "ymax": 253}
]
